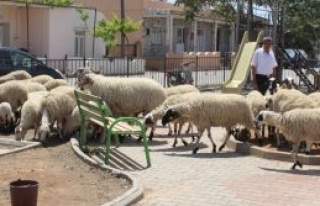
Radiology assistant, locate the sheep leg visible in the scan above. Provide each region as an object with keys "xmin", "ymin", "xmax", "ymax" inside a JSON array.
[
  {"xmin": 168, "ymin": 123, "xmax": 173, "ymax": 136},
  {"xmin": 177, "ymin": 123, "xmax": 188, "ymax": 147},
  {"xmin": 291, "ymin": 141, "xmax": 303, "ymax": 170},
  {"xmin": 192, "ymin": 131, "xmax": 203, "ymax": 154},
  {"xmin": 207, "ymin": 128, "xmax": 216, "ymax": 153},
  {"xmin": 219, "ymin": 128, "xmax": 231, "ymax": 152},
  {"xmin": 185, "ymin": 123, "xmax": 191, "ymax": 134},
  {"xmin": 148, "ymin": 125, "xmax": 155, "ymax": 141},
  {"xmin": 57, "ymin": 122, "xmax": 63, "ymax": 139}
]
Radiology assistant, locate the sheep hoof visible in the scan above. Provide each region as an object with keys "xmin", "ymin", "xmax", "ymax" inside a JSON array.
[
  {"xmin": 305, "ymin": 151, "xmax": 310, "ymax": 155},
  {"xmin": 192, "ymin": 147, "xmax": 199, "ymax": 154},
  {"xmin": 218, "ymin": 145, "xmax": 225, "ymax": 152},
  {"xmin": 168, "ymin": 132, "xmax": 173, "ymax": 136},
  {"xmin": 191, "ymin": 136, "xmax": 195, "ymax": 143},
  {"xmin": 291, "ymin": 161, "xmax": 303, "ymax": 170},
  {"xmin": 212, "ymin": 146, "xmax": 216, "ymax": 153},
  {"xmin": 172, "ymin": 141, "xmax": 177, "ymax": 148},
  {"xmin": 186, "ymin": 129, "xmax": 190, "ymax": 134},
  {"xmin": 182, "ymin": 140, "xmax": 188, "ymax": 147}
]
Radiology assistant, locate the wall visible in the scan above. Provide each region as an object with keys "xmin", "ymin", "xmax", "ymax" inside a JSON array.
[{"xmin": 48, "ymin": 8, "xmax": 105, "ymax": 59}]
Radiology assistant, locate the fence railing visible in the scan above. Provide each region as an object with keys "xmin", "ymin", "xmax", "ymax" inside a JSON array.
[{"xmin": 39, "ymin": 55, "xmax": 234, "ymax": 89}]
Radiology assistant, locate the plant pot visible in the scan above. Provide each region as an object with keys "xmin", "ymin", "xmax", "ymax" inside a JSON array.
[{"xmin": 10, "ymin": 179, "xmax": 39, "ymax": 206}]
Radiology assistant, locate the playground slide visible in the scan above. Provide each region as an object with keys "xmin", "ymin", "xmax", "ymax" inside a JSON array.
[{"xmin": 221, "ymin": 42, "xmax": 258, "ymax": 94}]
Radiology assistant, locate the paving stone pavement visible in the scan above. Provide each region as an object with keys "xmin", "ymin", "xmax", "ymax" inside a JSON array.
[{"xmin": 112, "ymin": 126, "xmax": 320, "ymax": 206}]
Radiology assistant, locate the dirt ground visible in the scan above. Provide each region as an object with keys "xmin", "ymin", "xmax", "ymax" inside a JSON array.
[{"xmin": 0, "ymin": 131, "xmax": 130, "ymax": 206}]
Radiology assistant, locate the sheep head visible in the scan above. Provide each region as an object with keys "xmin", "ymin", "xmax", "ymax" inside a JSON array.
[
  {"xmin": 37, "ymin": 125, "xmax": 51, "ymax": 142},
  {"xmin": 144, "ymin": 113, "xmax": 154, "ymax": 126},
  {"xmin": 268, "ymin": 77, "xmax": 278, "ymax": 95},
  {"xmin": 77, "ymin": 74, "xmax": 94, "ymax": 90},
  {"xmin": 162, "ymin": 109, "xmax": 180, "ymax": 126}
]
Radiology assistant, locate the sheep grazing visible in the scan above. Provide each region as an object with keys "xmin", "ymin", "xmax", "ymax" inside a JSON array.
[
  {"xmin": 162, "ymin": 93, "xmax": 261, "ymax": 154},
  {"xmin": 0, "ymin": 81, "xmax": 28, "ymax": 113},
  {"xmin": 266, "ymin": 89, "xmax": 316, "ymax": 147},
  {"xmin": 0, "ymin": 70, "xmax": 32, "ymax": 84},
  {"xmin": 256, "ymin": 109, "xmax": 320, "ymax": 169},
  {"xmin": 29, "ymin": 75, "xmax": 54, "ymax": 85},
  {"xmin": 78, "ymin": 74, "xmax": 166, "ymax": 117},
  {"xmin": 144, "ymin": 92, "xmax": 200, "ymax": 145},
  {"xmin": 37, "ymin": 92, "xmax": 76, "ymax": 141},
  {"xmin": 15, "ymin": 93, "xmax": 46, "ymax": 141},
  {"xmin": 164, "ymin": 84, "xmax": 199, "ymax": 97},
  {"xmin": 0, "ymin": 102, "xmax": 15, "ymax": 133},
  {"xmin": 44, "ymin": 79, "xmax": 68, "ymax": 91}
]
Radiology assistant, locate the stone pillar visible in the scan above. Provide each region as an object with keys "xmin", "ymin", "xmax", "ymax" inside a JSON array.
[
  {"xmin": 214, "ymin": 22, "xmax": 218, "ymax": 51},
  {"xmin": 166, "ymin": 12, "xmax": 173, "ymax": 53},
  {"xmin": 193, "ymin": 20, "xmax": 197, "ymax": 52}
]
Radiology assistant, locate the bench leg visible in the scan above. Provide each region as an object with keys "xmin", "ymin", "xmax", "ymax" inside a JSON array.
[
  {"xmin": 115, "ymin": 134, "xmax": 120, "ymax": 148},
  {"xmin": 105, "ymin": 130, "xmax": 112, "ymax": 164},
  {"xmin": 141, "ymin": 131, "xmax": 151, "ymax": 167}
]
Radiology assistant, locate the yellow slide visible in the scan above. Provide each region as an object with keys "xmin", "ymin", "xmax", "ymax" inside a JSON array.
[{"xmin": 221, "ymin": 31, "xmax": 263, "ymax": 94}]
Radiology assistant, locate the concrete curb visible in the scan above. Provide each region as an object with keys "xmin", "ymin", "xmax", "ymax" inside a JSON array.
[
  {"xmin": 227, "ymin": 137, "xmax": 320, "ymax": 165},
  {"xmin": 0, "ymin": 138, "xmax": 41, "ymax": 157},
  {"xmin": 70, "ymin": 138, "xmax": 144, "ymax": 206}
]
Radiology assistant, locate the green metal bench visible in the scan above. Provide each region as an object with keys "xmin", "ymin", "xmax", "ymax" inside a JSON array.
[{"xmin": 74, "ymin": 90, "xmax": 151, "ymax": 167}]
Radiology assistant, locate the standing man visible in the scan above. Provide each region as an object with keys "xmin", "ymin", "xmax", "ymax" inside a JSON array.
[{"xmin": 251, "ymin": 36, "xmax": 278, "ymax": 95}]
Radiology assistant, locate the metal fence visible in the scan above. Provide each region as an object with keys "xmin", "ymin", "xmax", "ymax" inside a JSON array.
[{"xmin": 40, "ymin": 55, "xmax": 235, "ymax": 90}]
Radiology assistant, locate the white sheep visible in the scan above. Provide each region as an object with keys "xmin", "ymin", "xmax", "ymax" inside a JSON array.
[
  {"xmin": 0, "ymin": 81, "xmax": 28, "ymax": 113},
  {"xmin": 44, "ymin": 79, "xmax": 68, "ymax": 91},
  {"xmin": 256, "ymin": 109, "xmax": 320, "ymax": 169},
  {"xmin": 308, "ymin": 92, "xmax": 320, "ymax": 107},
  {"xmin": 162, "ymin": 93, "xmax": 261, "ymax": 154},
  {"xmin": 37, "ymin": 92, "xmax": 76, "ymax": 141},
  {"xmin": 15, "ymin": 93, "xmax": 46, "ymax": 141},
  {"xmin": 78, "ymin": 74, "xmax": 166, "ymax": 117},
  {"xmin": 24, "ymin": 82, "xmax": 47, "ymax": 93},
  {"xmin": 0, "ymin": 102, "xmax": 15, "ymax": 133},
  {"xmin": 29, "ymin": 75, "xmax": 54, "ymax": 85},
  {"xmin": 266, "ymin": 89, "xmax": 316, "ymax": 147},
  {"xmin": 0, "ymin": 70, "xmax": 32, "ymax": 84},
  {"xmin": 164, "ymin": 84, "xmax": 199, "ymax": 97},
  {"xmin": 144, "ymin": 92, "xmax": 200, "ymax": 145}
]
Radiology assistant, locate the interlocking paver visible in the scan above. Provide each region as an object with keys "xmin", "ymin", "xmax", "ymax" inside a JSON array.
[{"xmin": 115, "ymin": 126, "xmax": 320, "ymax": 206}]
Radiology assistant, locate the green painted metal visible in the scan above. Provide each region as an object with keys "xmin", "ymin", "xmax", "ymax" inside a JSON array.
[{"xmin": 74, "ymin": 90, "xmax": 151, "ymax": 168}]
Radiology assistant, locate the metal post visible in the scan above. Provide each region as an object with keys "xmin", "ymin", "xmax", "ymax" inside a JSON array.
[
  {"xmin": 235, "ymin": 0, "xmax": 240, "ymax": 50},
  {"xmin": 92, "ymin": 8, "xmax": 97, "ymax": 58},
  {"xmin": 26, "ymin": 3, "xmax": 30, "ymax": 51},
  {"xmin": 120, "ymin": 0, "xmax": 125, "ymax": 57}
]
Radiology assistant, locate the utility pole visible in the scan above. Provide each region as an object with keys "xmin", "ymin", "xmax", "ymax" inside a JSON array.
[
  {"xmin": 120, "ymin": 0, "xmax": 125, "ymax": 57},
  {"xmin": 247, "ymin": 0, "xmax": 253, "ymax": 41},
  {"xmin": 235, "ymin": 0, "xmax": 241, "ymax": 51}
]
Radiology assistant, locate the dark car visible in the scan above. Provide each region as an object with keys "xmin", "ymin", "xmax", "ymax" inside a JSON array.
[
  {"xmin": 0, "ymin": 47, "xmax": 65, "ymax": 79},
  {"xmin": 283, "ymin": 48, "xmax": 319, "ymax": 69}
]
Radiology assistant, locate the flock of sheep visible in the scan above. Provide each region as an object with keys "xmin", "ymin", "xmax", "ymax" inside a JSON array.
[{"xmin": 1, "ymin": 69, "xmax": 320, "ymax": 170}]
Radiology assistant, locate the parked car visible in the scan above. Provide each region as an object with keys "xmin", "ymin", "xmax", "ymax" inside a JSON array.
[
  {"xmin": 283, "ymin": 48, "xmax": 319, "ymax": 69},
  {"xmin": 0, "ymin": 47, "xmax": 65, "ymax": 79}
]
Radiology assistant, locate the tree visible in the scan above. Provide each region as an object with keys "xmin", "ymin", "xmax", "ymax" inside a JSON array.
[
  {"xmin": 94, "ymin": 15, "xmax": 141, "ymax": 56},
  {"xmin": 15, "ymin": 0, "xmax": 73, "ymax": 6}
]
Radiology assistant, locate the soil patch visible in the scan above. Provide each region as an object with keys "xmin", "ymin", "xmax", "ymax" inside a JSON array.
[{"xmin": 0, "ymin": 131, "xmax": 130, "ymax": 206}]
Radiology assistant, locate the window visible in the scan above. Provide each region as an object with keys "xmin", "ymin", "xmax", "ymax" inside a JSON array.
[
  {"xmin": 9, "ymin": 51, "xmax": 32, "ymax": 68},
  {"xmin": 152, "ymin": 26, "xmax": 163, "ymax": 44},
  {"xmin": 177, "ymin": 28, "xmax": 184, "ymax": 43},
  {"xmin": 0, "ymin": 23, "xmax": 10, "ymax": 47},
  {"xmin": 74, "ymin": 31, "xmax": 85, "ymax": 57}
]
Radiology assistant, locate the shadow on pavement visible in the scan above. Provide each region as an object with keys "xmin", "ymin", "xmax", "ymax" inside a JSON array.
[
  {"xmin": 259, "ymin": 167, "xmax": 320, "ymax": 176},
  {"xmin": 150, "ymin": 142, "xmax": 208, "ymax": 153},
  {"xmin": 164, "ymin": 151, "xmax": 244, "ymax": 159}
]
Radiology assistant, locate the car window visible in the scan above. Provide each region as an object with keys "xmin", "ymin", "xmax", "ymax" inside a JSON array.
[{"xmin": 9, "ymin": 51, "xmax": 32, "ymax": 68}]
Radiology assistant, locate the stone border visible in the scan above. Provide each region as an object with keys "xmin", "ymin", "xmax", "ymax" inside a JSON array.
[
  {"xmin": 0, "ymin": 138, "xmax": 41, "ymax": 157},
  {"xmin": 70, "ymin": 138, "xmax": 144, "ymax": 206},
  {"xmin": 227, "ymin": 137, "xmax": 320, "ymax": 165}
]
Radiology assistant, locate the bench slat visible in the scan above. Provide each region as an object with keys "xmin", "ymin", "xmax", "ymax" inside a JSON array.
[
  {"xmin": 78, "ymin": 99, "xmax": 103, "ymax": 115},
  {"xmin": 106, "ymin": 117, "xmax": 141, "ymax": 132},
  {"xmin": 81, "ymin": 108, "xmax": 108, "ymax": 124},
  {"xmin": 75, "ymin": 90, "xmax": 102, "ymax": 102}
]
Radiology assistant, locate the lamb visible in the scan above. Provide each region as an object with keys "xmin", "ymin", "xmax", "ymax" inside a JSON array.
[
  {"xmin": 37, "ymin": 92, "xmax": 76, "ymax": 141},
  {"xmin": 144, "ymin": 92, "xmax": 201, "ymax": 145},
  {"xmin": 77, "ymin": 74, "xmax": 166, "ymax": 117},
  {"xmin": 0, "ymin": 70, "xmax": 32, "ymax": 84},
  {"xmin": 162, "ymin": 93, "xmax": 261, "ymax": 154},
  {"xmin": 29, "ymin": 75, "xmax": 54, "ymax": 85},
  {"xmin": 44, "ymin": 79, "xmax": 68, "ymax": 90},
  {"xmin": 15, "ymin": 92, "xmax": 46, "ymax": 141},
  {"xmin": 256, "ymin": 109, "xmax": 320, "ymax": 169},
  {"xmin": 164, "ymin": 84, "xmax": 199, "ymax": 97}
]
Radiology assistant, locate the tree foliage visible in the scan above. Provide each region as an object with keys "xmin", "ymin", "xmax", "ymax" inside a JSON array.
[
  {"xmin": 94, "ymin": 15, "xmax": 141, "ymax": 52},
  {"xmin": 15, "ymin": 0, "xmax": 73, "ymax": 6}
]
